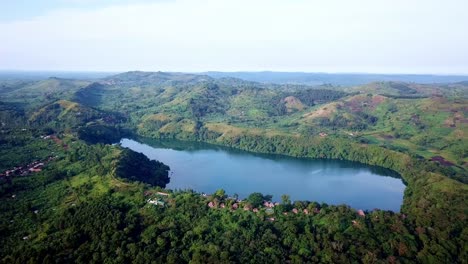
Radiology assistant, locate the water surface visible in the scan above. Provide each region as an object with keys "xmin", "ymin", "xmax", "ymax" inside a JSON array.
[{"xmin": 120, "ymin": 138, "xmax": 405, "ymax": 211}]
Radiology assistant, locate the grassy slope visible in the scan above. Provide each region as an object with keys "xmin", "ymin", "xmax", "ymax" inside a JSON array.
[{"xmin": 129, "ymin": 83, "xmax": 467, "ymax": 170}]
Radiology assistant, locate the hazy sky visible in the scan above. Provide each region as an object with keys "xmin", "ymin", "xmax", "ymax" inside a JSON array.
[{"xmin": 1, "ymin": 0, "xmax": 467, "ymax": 74}]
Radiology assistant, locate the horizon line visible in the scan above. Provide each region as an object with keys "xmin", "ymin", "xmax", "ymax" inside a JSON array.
[{"xmin": 1, "ymin": 69, "xmax": 468, "ymax": 76}]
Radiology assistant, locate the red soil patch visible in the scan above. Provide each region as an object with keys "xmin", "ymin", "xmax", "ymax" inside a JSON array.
[
  {"xmin": 282, "ymin": 96, "xmax": 305, "ymax": 112},
  {"xmin": 371, "ymin": 95, "xmax": 386, "ymax": 107},
  {"xmin": 382, "ymin": 134, "xmax": 394, "ymax": 140},
  {"xmin": 345, "ymin": 95, "xmax": 386, "ymax": 112},
  {"xmin": 50, "ymin": 135, "xmax": 68, "ymax": 150},
  {"xmin": 430, "ymin": 156, "xmax": 454, "ymax": 166}
]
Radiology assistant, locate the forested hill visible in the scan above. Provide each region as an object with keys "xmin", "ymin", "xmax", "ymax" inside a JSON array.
[
  {"xmin": 103, "ymin": 71, "xmax": 214, "ymax": 86},
  {"xmin": 0, "ymin": 71, "xmax": 467, "ymax": 263},
  {"xmin": 1, "ymin": 71, "xmax": 466, "ymax": 179},
  {"xmin": 71, "ymin": 71, "xmax": 468, "ymax": 177}
]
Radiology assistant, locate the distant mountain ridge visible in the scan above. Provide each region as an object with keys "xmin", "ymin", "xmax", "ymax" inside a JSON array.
[
  {"xmin": 103, "ymin": 71, "xmax": 213, "ymax": 86},
  {"xmin": 3, "ymin": 70, "xmax": 468, "ymax": 86},
  {"xmin": 203, "ymin": 71, "xmax": 468, "ymax": 86}
]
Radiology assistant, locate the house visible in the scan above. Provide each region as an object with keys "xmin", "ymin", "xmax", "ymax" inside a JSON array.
[
  {"xmin": 220, "ymin": 203, "xmax": 225, "ymax": 208},
  {"xmin": 303, "ymin": 209, "xmax": 309, "ymax": 215},
  {"xmin": 201, "ymin": 193, "xmax": 212, "ymax": 199},
  {"xmin": 243, "ymin": 205, "xmax": 252, "ymax": 211},
  {"xmin": 231, "ymin": 203, "xmax": 238, "ymax": 210},
  {"xmin": 148, "ymin": 199, "xmax": 165, "ymax": 206},
  {"xmin": 292, "ymin": 208, "xmax": 298, "ymax": 214},
  {"xmin": 319, "ymin": 132, "xmax": 328, "ymax": 137},
  {"xmin": 208, "ymin": 201, "xmax": 215, "ymax": 208},
  {"xmin": 253, "ymin": 208, "xmax": 259, "ymax": 213},
  {"xmin": 33, "ymin": 163, "xmax": 44, "ymax": 169},
  {"xmin": 266, "ymin": 217, "xmax": 275, "ymax": 222},
  {"xmin": 156, "ymin": 192, "xmax": 169, "ymax": 196},
  {"xmin": 357, "ymin": 209, "xmax": 365, "ymax": 217}
]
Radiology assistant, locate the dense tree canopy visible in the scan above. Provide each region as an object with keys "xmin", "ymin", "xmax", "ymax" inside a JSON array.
[
  {"xmin": 115, "ymin": 148, "xmax": 170, "ymax": 187},
  {"xmin": 77, "ymin": 124, "xmax": 122, "ymax": 144}
]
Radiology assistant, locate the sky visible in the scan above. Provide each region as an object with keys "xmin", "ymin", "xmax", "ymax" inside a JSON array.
[{"xmin": 0, "ymin": 0, "xmax": 467, "ymax": 74}]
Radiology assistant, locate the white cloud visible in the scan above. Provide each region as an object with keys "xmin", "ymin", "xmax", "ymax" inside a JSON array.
[{"xmin": 1, "ymin": 0, "xmax": 467, "ymax": 73}]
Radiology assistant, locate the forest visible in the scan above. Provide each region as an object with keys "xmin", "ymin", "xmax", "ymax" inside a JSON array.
[{"xmin": 0, "ymin": 71, "xmax": 466, "ymax": 263}]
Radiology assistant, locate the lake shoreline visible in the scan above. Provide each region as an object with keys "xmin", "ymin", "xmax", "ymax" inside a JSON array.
[{"xmin": 120, "ymin": 137, "xmax": 406, "ymax": 211}]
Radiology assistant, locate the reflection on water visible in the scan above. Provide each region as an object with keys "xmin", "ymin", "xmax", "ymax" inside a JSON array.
[{"xmin": 121, "ymin": 137, "xmax": 406, "ymax": 211}]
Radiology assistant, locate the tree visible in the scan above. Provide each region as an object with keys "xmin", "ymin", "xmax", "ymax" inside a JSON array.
[
  {"xmin": 213, "ymin": 189, "xmax": 226, "ymax": 200},
  {"xmin": 115, "ymin": 148, "xmax": 170, "ymax": 187},
  {"xmin": 247, "ymin": 192, "xmax": 264, "ymax": 208},
  {"xmin": 281, "ymin": 194, "xmax": 291, "ymax": 205}
]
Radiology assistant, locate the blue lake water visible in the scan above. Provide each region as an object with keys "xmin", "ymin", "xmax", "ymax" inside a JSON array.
[{"xmin": 120, "ymin": 138, "xmax": 405, "ymax": 211}]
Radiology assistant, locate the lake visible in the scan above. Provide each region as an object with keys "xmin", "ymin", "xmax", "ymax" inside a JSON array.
[{"xmin": 120, "ymin": 138, "xmax": 405, "ymax": 211}]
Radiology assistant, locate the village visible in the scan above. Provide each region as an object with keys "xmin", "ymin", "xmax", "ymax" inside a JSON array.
[
  {"xmin": 0, "ymin": 156, "xmax": 56, "ymax": 180},
  {"xmin": 0, "ymin": 131, "xmax": 69, "ymax": 181},
  {"xmin": 145, "ymin": 190, "xmax": 370, "ymax": 223}
]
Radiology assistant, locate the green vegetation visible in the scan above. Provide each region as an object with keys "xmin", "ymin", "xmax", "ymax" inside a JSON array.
[
  {"xmin": 77, "ymin": 124, "xmax": 122, "ymax": 144},
  {"xmin": 247, "ymin": 192, "xmax": 272, "ymax": 208},
  {"xmin": 115, "ymin": 149, "xmax": 170, "ymax": 187},
  {"xmin": 0, "ymin": 71, "xmax": 466, "ymax": 263}
]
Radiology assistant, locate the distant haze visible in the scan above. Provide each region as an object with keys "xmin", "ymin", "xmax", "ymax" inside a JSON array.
[
  {"xmin": 2, "ymin": 70, "xmax": 467, "ymax": 86},
  {"xmin": 1, "ymin": 0, "xmax": 467, "ymax": 74},
  {"xmin": 203, "ymin": 72, "xmax": 468, "ymax": 86}
]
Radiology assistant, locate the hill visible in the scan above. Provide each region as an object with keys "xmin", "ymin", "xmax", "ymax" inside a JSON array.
[
  {"xmin": 2, "ymin": 71, "xmax": 465, "ymax": 174},
  {"xmin": 0, "ymin": 78, "xmax": 90, "ymax": 109},
  {"xmin": 70, "ymin": 72, "xmax": 467, "ymax": 175},
  {"xmin": 104, "ymin": 71, "xmax": 213, "ymax": 86}
]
